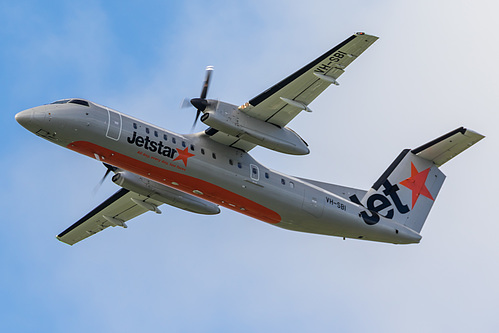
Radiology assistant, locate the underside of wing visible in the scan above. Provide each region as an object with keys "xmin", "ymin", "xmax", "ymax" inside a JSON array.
[{"xmin": 57, "ymin": 189, "xmax": 163, "ymax": 245}]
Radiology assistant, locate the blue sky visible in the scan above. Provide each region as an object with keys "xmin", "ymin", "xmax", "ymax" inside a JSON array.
[{"xmin": 2, "ymin": 0, "xmax": 499, "ymax": 332}]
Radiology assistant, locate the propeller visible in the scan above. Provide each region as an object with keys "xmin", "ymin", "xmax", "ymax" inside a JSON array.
[
  {"xmin": 93, "ymin": 163, "xmax": 118, "ymax": 194},
  {"xmin": 188, "ymin": 66, "xmax": 214, "ymax": 131}
]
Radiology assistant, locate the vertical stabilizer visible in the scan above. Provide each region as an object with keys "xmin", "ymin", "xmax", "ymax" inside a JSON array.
[
  {"xmin": 357, "ymin": 150, "xmax": 445, "ymax": 233},
  {"xmin": 351, "ymin": 127, "xmax": 484, "ymax": 233}
]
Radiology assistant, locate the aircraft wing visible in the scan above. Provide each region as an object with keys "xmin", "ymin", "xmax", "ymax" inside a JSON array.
[
  {"xmin": 207, "ymin": 32, "xmax": 378, "ymax": 151},
  {"xmin": 57, "ymin": 188, "xmax": 163, "ymax": 245},
  {"xmin": 241, "ymin": 32, "xmax": 378, "ymax": 126}
]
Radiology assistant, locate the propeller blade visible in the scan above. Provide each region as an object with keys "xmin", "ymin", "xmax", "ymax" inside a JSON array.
[
  {"xmin": 180, "ymin": 97, "xmax": 192, "ymax": 109},
  {"xmin": 185, "ymin": 66, "xmax": 214, "ymax": 132},
  {"xmin": 93, "ymin": 163, "xmax": 118, "ymax": 194},
  {"xmin": 99, "ymin": 168, "xmax": 112, "ymax": 186},
  {"xmin": 200, "ymin": 66, "xmax": 214, "ymax": 99},
  {"xmin": 191, "ymin": 109, "xmax": 201, "ymax": 132}
]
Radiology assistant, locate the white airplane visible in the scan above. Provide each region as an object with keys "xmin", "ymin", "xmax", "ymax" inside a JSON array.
[{"xmin": 16, "ymin": 32, "xmax": 484, "ymax": 245}]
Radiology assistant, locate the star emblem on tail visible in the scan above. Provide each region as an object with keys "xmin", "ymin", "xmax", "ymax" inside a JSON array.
[{"xmin": 399, "ymin": 162, "xmax": 434, "ymax": 209}]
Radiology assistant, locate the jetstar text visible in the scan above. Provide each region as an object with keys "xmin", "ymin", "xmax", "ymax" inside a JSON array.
[
  {"xmin": 350, "ymin": 179, "xmax": 410, "ymax": 225},
  {"xmin": 127, "ymin": 131, "xmax": 177, "ymax": 159}
]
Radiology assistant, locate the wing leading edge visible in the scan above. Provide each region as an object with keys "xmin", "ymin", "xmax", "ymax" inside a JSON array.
[{"xmin": 57, "ymin": 189, "xmax": 163, "ymax": 245}]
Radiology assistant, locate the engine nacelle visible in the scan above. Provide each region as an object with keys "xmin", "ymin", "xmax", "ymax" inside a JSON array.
[
  {"xmin": 201, "ymin": 101, "xmax": 309, "ymax": 155},
  {"xmin": 112, "ymin": 171, "xmax": 220, "ymax": 215}
]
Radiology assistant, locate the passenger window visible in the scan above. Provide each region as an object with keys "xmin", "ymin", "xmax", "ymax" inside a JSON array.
[
  {"xmin": 289, "ymin": 181, "xmax": 295, "ymax": 188},
  {"xmin": 265, "ymin": 172, "xmax": 269, "ymax": 179},
  {"xmin": 237, "ymin": 162, "xmax": 242, "ymax": 169},
  {"xmin": 229, "ymin": 159, "xmax": 233, "ymax": 165},
  {"xmin": 146, "ymin": 128, "xmax": 150, "ymax": 134},
  {"xmin": 201, "ymin": 148, "xmax": 205, "ymax": 155},
  {"xmin": 281, "ymin": 179, "xmax": 286, "ymax": 185},
  {"xmin": 163, "ymin": 134, "xmax": 168, "ymax": 141},
  {"xmin": 172, "ymin": 137, "xmax": 176, "ymax": 144},
  {"xmin": 182, "ymin": 141, "xmax": 186, "ymax": 147},
  {"xmin": 133, "ymin": 123, "xmax": 137, "ymax": 129},
  {"xmin": 190, "ymin": 144, "xmax": 195, "ymax": 151},
  {"xmin": 154, "ymin": 130, "xmax": 158, "ymax": 137},
  {"xmin": 212, "ymin": 152, "xmax": 216, "ymax": 159}
]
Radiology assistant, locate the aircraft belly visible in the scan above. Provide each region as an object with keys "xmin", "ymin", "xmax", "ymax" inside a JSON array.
[{"xmin": 276, "ymin": 208, "xmax": 420, "ymax": 244}]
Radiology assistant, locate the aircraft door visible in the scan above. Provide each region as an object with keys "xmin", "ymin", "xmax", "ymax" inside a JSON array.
[
  {"xmin": 106, "ymin": 108, "xmax": 122, "ymax": 140},
  {"xmin": 250, "ymin": 164, "xmax": 260, "ymax": 182}
]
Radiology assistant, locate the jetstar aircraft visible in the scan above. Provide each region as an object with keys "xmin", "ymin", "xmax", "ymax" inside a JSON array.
[{"xmin": 16, "ymin": 32, "xmax": 484, "ymax": 245}]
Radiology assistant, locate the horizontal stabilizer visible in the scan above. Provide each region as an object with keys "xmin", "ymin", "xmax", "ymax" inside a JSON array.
[{"xmin": 412, "ymin": 127, "xmax": 484, "ymax": 167}]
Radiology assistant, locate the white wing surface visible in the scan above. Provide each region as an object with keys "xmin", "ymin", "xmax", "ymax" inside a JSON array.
[{"xmin": 57, "ymin": 189, "xmax": 163, "ymax": 245}]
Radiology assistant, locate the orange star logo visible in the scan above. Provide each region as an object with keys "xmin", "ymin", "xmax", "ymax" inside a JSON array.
[
  {"xmin": 399, "ymin": 162, "xmax": 434, "ymax": 209},
  {"xmin": 173, "ymin": 147, "xmax": 195, "ymax": 166}
]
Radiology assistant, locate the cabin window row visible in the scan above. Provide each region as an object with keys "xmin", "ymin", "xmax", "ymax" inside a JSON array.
[
  {"xmin": 133, "ymin": 122, "xmax": 176, "ymax": 143},
  {"xmin": 131, "ymin": 123, "xmax": 222, "ymax": 162},
  {"xmin": 131, "ymin": 123, "xmax": 291, "ymax": 186}
]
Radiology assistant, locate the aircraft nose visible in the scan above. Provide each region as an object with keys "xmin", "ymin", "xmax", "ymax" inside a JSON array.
[
  {"xmin": 15, "ymin": 109, "xmax": 34, "ymax": 128},
  {"xmin": 16, "ymin": 106, "xmax": 49, "ymax": 133}
]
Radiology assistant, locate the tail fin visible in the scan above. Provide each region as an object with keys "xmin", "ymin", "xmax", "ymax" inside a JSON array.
[{"xmin": 353, "ymin": 127, "xmax": 484, "ymax": 233}]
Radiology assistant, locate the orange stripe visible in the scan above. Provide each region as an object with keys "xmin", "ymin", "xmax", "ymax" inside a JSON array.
[{"xmin": 67, "ymin": 141, "xmax": 282, "ymax": 224}]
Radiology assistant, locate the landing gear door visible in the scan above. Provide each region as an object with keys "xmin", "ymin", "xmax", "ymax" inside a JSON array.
[{"xmin": 106, "ymin": 108, "xmax": 122, "ymax": 141}]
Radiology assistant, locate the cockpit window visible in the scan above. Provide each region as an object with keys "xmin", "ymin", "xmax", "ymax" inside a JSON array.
[
  {"xmin": 50, "ymin": 99, "xmax": 70, "ymax": 104},
  {"xmin": 50, "ymin": 99, "xmax": 90, "ymax": 107},
  {"xmin": 69, "ymin": 99, "xmax": 89, "ymax": 107}
]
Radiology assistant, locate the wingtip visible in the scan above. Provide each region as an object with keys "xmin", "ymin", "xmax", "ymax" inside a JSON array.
[
  {"xmin": 463, "ymin": 127, "xmax": 486, "ymax": 140},
  {"xmin": 355, "ymin": 32, "xmax": 379, "ymax": 40},
  {"xmin": 56, "ymin": 235, "xmax": 73, "ymax": 246}
]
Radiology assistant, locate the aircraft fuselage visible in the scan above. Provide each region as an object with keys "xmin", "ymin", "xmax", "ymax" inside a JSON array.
[{"xmin": 15, "ymin": 100, "xmax": 421, "ymax": 244}]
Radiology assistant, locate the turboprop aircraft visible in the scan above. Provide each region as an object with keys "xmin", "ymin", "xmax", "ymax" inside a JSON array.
[{"xmin": 16, "ymin": 32, "xmax": 484, "ymax": 245}]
